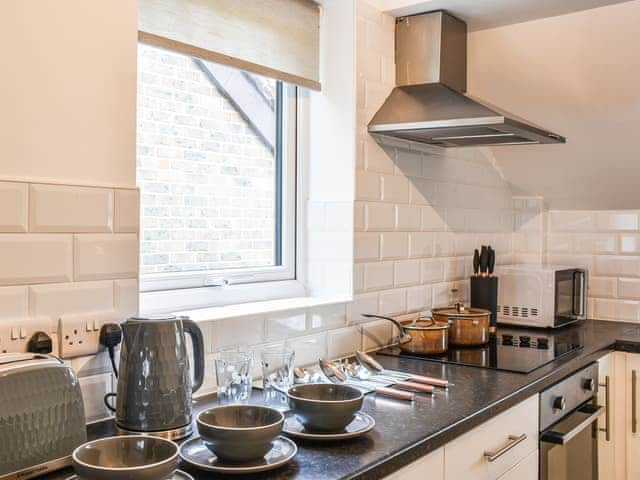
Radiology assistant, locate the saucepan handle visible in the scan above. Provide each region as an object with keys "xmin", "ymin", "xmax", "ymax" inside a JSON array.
[{"xmin": 181, "ymin": 317, "xmax": 205, "ymax": 393}]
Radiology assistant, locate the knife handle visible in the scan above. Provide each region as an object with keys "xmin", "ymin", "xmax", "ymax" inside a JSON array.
[
  {"xmin": 394, "ymin": 381, "xmax": 434, "ymax": 393},
  {"xmin": 408, "ymin": 374, "xmax": 449, "ymax": 388},
  {"xmin": 375, "ymin": 386, "xmax": 414, "ymax": 401},
  {"xmin": 487, "ymin": 246, "xmax": 495, "ymax": 275},
  {"xmin": 473, "ymin": 249, "xmax": 480, "ymax": 275},
  {"xmin": 480, "ymin": 246, "xmax": 489, "ymax": 275}
]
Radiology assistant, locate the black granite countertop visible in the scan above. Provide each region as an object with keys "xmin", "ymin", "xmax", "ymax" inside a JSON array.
[{"xmin": 41, "ymin": 319, "xmax": 640, "ymax": 480}]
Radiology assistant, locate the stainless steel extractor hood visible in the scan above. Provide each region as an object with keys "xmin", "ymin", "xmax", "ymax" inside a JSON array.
[{"xmin": 368, "ymin": 11, "xmax": 566, "ymax": 148}]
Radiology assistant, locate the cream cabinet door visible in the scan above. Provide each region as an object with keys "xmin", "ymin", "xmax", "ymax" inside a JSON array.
[
  {"xmin": 497, "ymin": 450, "xmax": 538, "ymax": 480},
  {"xmin": 384, "ymin": 447, "xmax": 444, "ymax": 480},
  {"xmin": 627, "ymin": 353, "xmax": 640, "ymax": 480},
  {"xmin": 598, "ymin": 351, "xmax": 627, "ymax": 480}
]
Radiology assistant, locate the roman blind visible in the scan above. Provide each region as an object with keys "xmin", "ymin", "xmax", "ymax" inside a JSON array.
[{"xmin": 138, "ymin": 0, "xmax": 321, "ymax": 90}]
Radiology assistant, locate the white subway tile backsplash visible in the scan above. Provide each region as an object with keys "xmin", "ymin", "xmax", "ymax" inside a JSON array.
[
  {"xmin": 114, "ymin": 279, "xmax": 138, "ymax": 317},
  {"xmin": 396, "ymin": 205, "xmax": 421, "ymax": 231},
  {"xmin": 394, "ymin": 259, "xmax": 421, "ymax": 286},
  {"xmin": 212, "ymin": 315, "xmax": 264, "ymax": 351},
  {"xmin": 548, "ymin": 211, "xmax": 595, "ymax": 232},
  {"xmin": 114, "ymin": 189, "xmax": 139, "ymax": 233},
  {"xmin": 364, "ymin": 142, "xmax": 395, "ymax": 174},
  {"xmin": 589, "ymin": 277, "xmax": 617, "ymax": 298},
  {"xmin": 0, "ymin": 182, "xmax": 28, "ymax": 232},
  {"xmin": 618, "ymin": 278, "xmax": 640, "ymax": 300},
  {"xmin": 406, "ymin": 285, "xmax": 432, "ymax": 312},
  {"xmin": 30, "ymin": 184, "xmax": 114, "ymax": 233},
  {"xmin": 74, "ymin": 234, "xmax": 138, "ymax": 281},
  {"xmin": 354, "ymin": 202, "xmax": 365, "ymax": 231},
  {"xmin": 309, "ymin": 304, "xmax": 347, "ymax": 331},
  {"xmin": 596, "ymin": 211, "xmax": 638, "ymax": 231},
  {"xmin": 380, "ymin": 232, "xmax": 409, "ymax": 259},
  {"xmin": 327, "ymin": 326, "xmax": 361, "ymax": 359},
  {"xmin": 574, "ymin": 234, "xmax": 616, "ymax": 254},
  {"xmin": 354, "ymin": 233, "xmax": 380, "ymax": 261},
  {"xmin": 0, "ymin": 234, "xmax": 73, "ymax": 285},
  {"xmin": 395, "ymin": 151, "xmax": 422, "ymax": 178},
  {"xmin": 595, "ymin": 298, "xmax": 640, "ymax": 322},
  {"xmin": 433, "ymin": 232, "xmax": 455, "ymax": 257},
  {"xmin": 30, "ymin": 280, "xmax": 114, "ymax": 320},
  {"xmin": 356, "ymin": 172, "xmax": 381, "ymax": 201},
  {"xmin": 547, "ymin": 234, "xmax": 572, "ymax": 253},
  {"xmin": 289, "ymin": 332, "xmax": 327, "ymax": 367},
  {"xmin": 347, "ymin": 293, "xmax": 379, "ymax": 324},
  {"xmin": 594, "ymin": 256, "xmax": 640, "ymax": 277},
  {"xmin": 378, "ymin": 289, "xmax": 407, "ymax": 315},
  {"xmin": 361, "ymin": 319, "xmax": 393, "ymax": 351},
  {"xmin": 444, "ymin": 258, "xmax": 466, "ymax": 281},
  {"xmin": 265, "ymin": 311, "xmax": 307, "ymax": 341},
  {"xmin": 409, "ymin": 178, "xmax": 433, "ymax": 205},
  {"xmin": 620, "ymin": 235, "xmax": 640, "ymax": 254},
  {"xmin": 409, "ymin": 232, "xmax": 434, "ymax": 258},
  {"xmin": 354, "ymin": 264, "xmax": 365, "ymax": 293},
  {"xmin": 381, "ymin": 175, "xmax": 409, "ymax": 203},
  {"xmin": 366, "ymin": 203, "xmax": 396, "ymax": 231},
  {"xmin": 0, "ymin": 286, "xmax": 29, "ymax": 320},
  {"xmin": 364, "ymin": 262, "xmax": 394, "ymax": 290},
  {"xmin": 422, "ymin": 259, "xmax": 445, "ymax": 283}
]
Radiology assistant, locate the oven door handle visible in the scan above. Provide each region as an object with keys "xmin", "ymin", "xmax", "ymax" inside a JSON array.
[{"xmin": 540, "ymin": 404, "xmax": 603, "ymax": 445}]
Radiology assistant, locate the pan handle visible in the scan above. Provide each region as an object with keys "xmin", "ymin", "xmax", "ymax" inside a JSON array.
[{"xmin": 361, "ymin": 313, "xmax": 410, "ymax": 341}]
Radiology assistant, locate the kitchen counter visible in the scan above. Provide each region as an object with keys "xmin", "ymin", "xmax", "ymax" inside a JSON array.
[{"xmin": 41, "ymin": 319, "xmax": 640, "ymax": 480}]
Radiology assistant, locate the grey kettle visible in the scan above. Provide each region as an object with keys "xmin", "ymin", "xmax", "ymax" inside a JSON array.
[{"xmin": 106, "ymin": 315, "xmax": 205, "ymax": 440}]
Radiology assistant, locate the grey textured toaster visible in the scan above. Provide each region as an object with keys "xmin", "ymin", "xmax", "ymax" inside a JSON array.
[{"xmin": 0, "ymin": 353, "xmax": 87, "ymax": 480}]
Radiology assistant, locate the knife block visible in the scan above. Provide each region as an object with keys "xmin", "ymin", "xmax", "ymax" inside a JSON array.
[{"xmin": 470, "ymin": 276, "xmax": 498, "ymax": 331}]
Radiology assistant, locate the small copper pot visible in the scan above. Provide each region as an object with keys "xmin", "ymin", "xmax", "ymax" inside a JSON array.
[
  {"xmin": 432, "ymin": 304, "xmax": 491, "ymax": 346},
  {"xmin": 362, "ymin": 314, "xmax": 449, "ymax": 355}
]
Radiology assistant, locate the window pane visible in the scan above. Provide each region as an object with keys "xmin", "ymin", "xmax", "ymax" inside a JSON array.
[{"xmin": 137, "ymin": 43, "xmax": 282, "ymax": 275}]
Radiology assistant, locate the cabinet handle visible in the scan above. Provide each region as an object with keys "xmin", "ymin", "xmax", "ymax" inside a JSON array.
[
  {"xmin": 484, "ymin": 434, "xmax": 527, "ymax": 462},
  {"xmin": 599, "ymin": 375, "xmax": 611, "ymax": 441},
  {"xmin": 633, "ymin": 370, "xmax": 638, "ymax": 434}
]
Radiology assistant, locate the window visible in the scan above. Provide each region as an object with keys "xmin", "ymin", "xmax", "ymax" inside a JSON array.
[{"xmin": 136, "ymin": 43, "xmax": 297, "ymax": 295}]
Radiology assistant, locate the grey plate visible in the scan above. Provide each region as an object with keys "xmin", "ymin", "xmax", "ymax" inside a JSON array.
[
  {"xmin": 283, "ymin": 411, "xmax": 375, "ymax": 440},
  {"xmin": 179, "ymin": 435, "xmax": 297, "ymax": 474},
  {"xmin": 66, "ymin": 470, "xmax": 193, "ymax": 480}
]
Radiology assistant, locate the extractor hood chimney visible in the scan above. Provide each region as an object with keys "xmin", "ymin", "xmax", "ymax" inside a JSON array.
[{"xmin": 368, "ymin": 11, "xmax": 566, "ymax": 148}]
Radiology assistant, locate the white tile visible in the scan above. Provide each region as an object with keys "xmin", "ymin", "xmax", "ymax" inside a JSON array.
[
  {"xmin": 347, "ymin": 293, "xmax": 379, "ymax": 324},
  {"xmin": 409, "ymin": 178, "xmax": 434, "ymax": 205},
  {"xmin": 547, "ymin": 254, "xmax": 593, "ymax": 270},
  {"xmin": 381, "ymin": 175, "xmax": 409, "ymax": 203},
  {"xmin": 547, "ymin": 234, "xmax": 572, "ymax": 253},
  {"xmin": 395, "ymin": 150, "xmax": 423, "ymax": 178},
  {"xmin": 74, "ymin": 234, "xmax": 138, "ymax": 281},
  {"xmin": 378, "ymin": 289, "xmax": 406, "ymax": 315},
  {"xmin": 432, "ymin": 282, "xmax": 452, "ymax": 307},
  {"xmin": 354, "ymin": 264, "xmax": 365, "ymax": 293},
  {"xmin": 396, "ymin": 205, "xmax": 422, "ymax": 231},
  {"xmin": 354, "ymin": 233, "xmax": 380, "ymax": 261},
  {"xmin": 513, "ymin": 233, "xmax": 542, "ymax": 254},
  {"xmin": 30, "ymin": 184, "xmax": 114, "ymax": 233},
  {"xmin": 0, "ymin": 182, "xmax": 28, "ymax": 232},
  {"xmin": 444, "ymin": 258, "xmax": 466, "ymax": 281},
  {"xmin": 380, "ymin": 232, "xmax": 409, "ymax": 259},
  {"xmin": 409, "ymin": 232, "xmax": 435, "ymax": 258},
  {"xmin": 620, "ymin": 235, "xmax": 640, "ymax": 254},
  {"xmin": 596, "ymin": 211, "xmax": 638, "ymax": 231},
  {"xmin": 361, "ymin": 319, "xmax": 393, "ymax": 351},
  {"xmin": 594, "ymin": 256, "xmax": 640, "ymax": 277},
  {"xmin": 364, "ymin": 141, "xmax": 395, "ymax": 174},
  {"xmin": 114, "ymin": 189, "xmax": 139, "ymax": 233},
  {"xmin": 114, "ymin": 279, "xmax": 138, "ymax": 317},
  {"xmin": 356, "ymin": 172, "xmax": 381, "ymax": 201},
  {"xmin": 365, "ymin": 203, "xmax": 396, "ymax": 231},
  {"xmin": 406, "ymin": 285, "xmax": 432, "ymax": 312},
  {"xmin": 364, "ymin": 262, "xmax": 394, "ymax": 291},
  {"xmin": 212, "ymin": 315, "xmax": 265, "ymax": 350},
  {"xmin": 327, "ymin": 326, "xmax": 361, "ymax": 359},
  {"xmin": 354, "ymin": 202, "xmax": 365, "ymax": 231},
  {"xmin": 548, "ymin": 211, "xmax": 595, "ymax": 232},
  {"xmin": 0, "ymin": 234, "xmax": 72, "ymax": 285},
  {"xmin": 265, "ymin": 310, "xmax": 308, "ymax": 341},
  {"xmin": 433, "ymin": 232, "xmax": 455, "ymax": 257},
  {"xmin": 394, "ymin": 259, "xmax": 421, "ymax": 286},
  {"xmin": 79, "ymin": 373, "xmax": 113, "ymax": 423},
  {"xmin": 308, "ymin": 304, "xmax": 347, "ymax": 331},
  {"xmin": 618, "ymin": 278, "xmax": 640, "ymax": 300},
  {"xmin": 422, "ymin": 259, "xmax": 445, "ymax": 283},
  {"xmin": 574, "ymin": 234, "xmax": 616, "ymax": 254},
  {"xmin": 589, "ymin": 277, "xmax": 617, "ymax": 298},
  {"xmin": 289, "ymin": 332, "xmax": 327, "ymax": 367},
  {"xmin": 30, "ymin": 280, "xmax": 114, "ymax": 320},
  {"xmin": 0, "ymin": 286, "xmax": 28, "ymax": 320},
  {"xmin": 595, "ymin": 299, "xmax": 640, "ymax": 322}
]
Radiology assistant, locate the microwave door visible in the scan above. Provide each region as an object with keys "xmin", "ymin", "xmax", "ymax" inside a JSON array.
[
  {"xmin": 572, "ymin": 270, "xmax": 586, "ymax": 318},
  {"xmin": 555, "ymin": 270, "xmax": 585, "ymax": 326}
]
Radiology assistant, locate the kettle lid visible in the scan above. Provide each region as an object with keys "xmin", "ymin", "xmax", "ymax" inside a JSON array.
[{"xmin": 126, "ymin": 315, "xmax": 179, "ymax": 323}]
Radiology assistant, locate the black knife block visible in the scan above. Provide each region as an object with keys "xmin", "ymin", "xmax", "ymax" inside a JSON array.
[{"xmin": 470, "ymin": 276, "xmax": 498, "ymax": 331}]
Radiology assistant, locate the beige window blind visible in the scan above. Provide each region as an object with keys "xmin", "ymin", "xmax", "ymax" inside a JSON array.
[{"xmin": 138, "ymin": 0, "xmax": 321, "ymax": 90}]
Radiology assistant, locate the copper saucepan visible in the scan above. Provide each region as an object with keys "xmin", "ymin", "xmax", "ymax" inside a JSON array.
[
  {"xmin": 361, "ymin": 314, "xmax": 449, "ymax": 355},
  {"xmin": 432, "ymin": 304, "xmax": 492, "ymax": 346}
]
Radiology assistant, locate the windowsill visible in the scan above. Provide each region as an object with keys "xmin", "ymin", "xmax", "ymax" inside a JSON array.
[{"xmin": 172, "ymin": 294, "xmax": 352, "ymax": 323}]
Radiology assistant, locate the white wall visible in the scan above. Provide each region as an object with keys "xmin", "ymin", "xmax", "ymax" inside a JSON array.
[
  {"xmin": 468, "ymin": 0, "xmax": 640, "ymax": 210},
  {"xmin": 0, "ymin": 0, "xmax": 137, "ymax": 188}
]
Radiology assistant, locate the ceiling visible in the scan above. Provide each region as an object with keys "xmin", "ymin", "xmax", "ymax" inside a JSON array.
[{"xmin": 375, "ymin": 0, "xmax": 634, "ymax": 31}]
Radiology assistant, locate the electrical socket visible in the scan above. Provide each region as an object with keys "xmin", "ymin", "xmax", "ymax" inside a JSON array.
[
  {"xmin": 58, "ymin": 311, "xmax": 119, "ymax": 359},
  {"xmin": 0, "ymin": 317, "xmax": 54, "ymax": 354}
]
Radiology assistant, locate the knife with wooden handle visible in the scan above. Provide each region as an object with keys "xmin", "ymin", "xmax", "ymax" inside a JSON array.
[
  {"xmin": 393, "ymin": 381, "xmax": 434, "ymax": 394},
  {"xmin": 374, "ymin": 386, "xmax": 415, "ymax": 401},
  {"xmin": 403, "ymin": 374, "xmax": 451, "ymax": 388},
  {"xmin": 487, "ymin": 246, "xmax": 495, "ymax": 276},
  {"xmin": 480, "ymin": 245, "xmax": 489, "ymax": 276},
  {"xmin": 473, "ymin": 249, "xmax": 480, "ymax": 276}
]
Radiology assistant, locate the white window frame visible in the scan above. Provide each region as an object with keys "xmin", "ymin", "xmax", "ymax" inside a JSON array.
[{"xmin": 138, "ymin": 76, "xmax": 300, "ymax": 307}]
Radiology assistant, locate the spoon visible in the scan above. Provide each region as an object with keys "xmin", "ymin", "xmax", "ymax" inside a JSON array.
[
  {"xmin": 343, "ymin": 359, "xmax": 434, "ymax": 394},
  {"xmin": 318, "ymin": 358, "xmax": 414, "ymax": 401},
  {"xmin": 356, "ymin": 351, "xmax": 451, "ymax": 389}
]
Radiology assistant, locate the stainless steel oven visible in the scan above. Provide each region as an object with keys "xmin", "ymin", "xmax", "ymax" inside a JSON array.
[{"xmin": 539, "ymin": 363, "xmax": 602, "ymax": 480}]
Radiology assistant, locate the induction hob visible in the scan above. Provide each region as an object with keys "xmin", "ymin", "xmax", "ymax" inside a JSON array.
[{"xmin": 377, "ymin": 326, "xmax": 584, "ymax": 374}]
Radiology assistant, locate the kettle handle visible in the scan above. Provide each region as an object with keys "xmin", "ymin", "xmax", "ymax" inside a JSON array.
[{"xmin": 181, "ymin": 317, "xmax": 205, "ymax": 393}]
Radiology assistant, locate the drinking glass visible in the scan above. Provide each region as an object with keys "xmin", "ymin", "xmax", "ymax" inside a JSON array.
[
  {"xmin": 214, "ymin": 352, "xmax": 253, "ymax": 403},
  {"xmin": 260, "ymin": 347, "xmax": 295, "ymax": 392}
]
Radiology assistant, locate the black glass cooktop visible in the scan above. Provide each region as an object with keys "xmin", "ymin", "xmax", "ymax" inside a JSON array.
[{"xmin": 377, "ymin": 326, "xmax": 584, "ymax": 374}]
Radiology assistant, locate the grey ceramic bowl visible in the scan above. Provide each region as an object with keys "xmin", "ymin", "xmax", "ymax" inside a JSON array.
[
  {"xmin": 287, "ymin": 383, "xmax": 364, "ymax": 432},
  {"xmin": 197, "ymin": 405, "xmax": 284, "ymax": 463},
  {"xmin": 72, "ymin": 435, "xmax": 179, "ymax": 480}
]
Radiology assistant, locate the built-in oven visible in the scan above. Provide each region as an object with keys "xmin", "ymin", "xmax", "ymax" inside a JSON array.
[{"xmin": 539, "ymin": 363, "xmax": 602, "ymax": 480}]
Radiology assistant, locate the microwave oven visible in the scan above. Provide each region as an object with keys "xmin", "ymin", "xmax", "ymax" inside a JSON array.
[{"xmin": 494, "ymin": 265, "xmax": 587, "ymax": 328}]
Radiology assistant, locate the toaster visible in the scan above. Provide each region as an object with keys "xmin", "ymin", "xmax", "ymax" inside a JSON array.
[{"xmin": 0, "ymin": 354, "xmax": 87, "ymax": 480}]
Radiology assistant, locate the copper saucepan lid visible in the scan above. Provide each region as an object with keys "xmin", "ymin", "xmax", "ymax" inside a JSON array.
[
  {"xmin": 432, "ymin": 303, "xmax": 491, "ymax": 318},
  {"xmin": 400, "ymin": 318, "xmax": 449, "ymax": 331}
]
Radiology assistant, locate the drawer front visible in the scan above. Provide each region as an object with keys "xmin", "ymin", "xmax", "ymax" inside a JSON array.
[
  {"xmin": 497, "ymin": 450, "xmax": 538, "ymax": 480},
  {"xmin": 445, "ymin": 394, "xmax": 539, "ymax": 480},
  {"xmin": 384, "ymin": 447, "xmax": 444, "ymax": 480}
]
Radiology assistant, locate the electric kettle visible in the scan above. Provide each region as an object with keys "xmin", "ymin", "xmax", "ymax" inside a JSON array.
[{"xmin": 106, "ymin": 315, "xmax": 205, "ymax": 439}]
